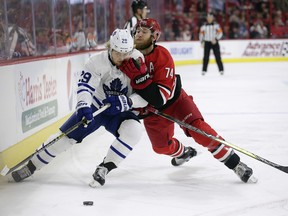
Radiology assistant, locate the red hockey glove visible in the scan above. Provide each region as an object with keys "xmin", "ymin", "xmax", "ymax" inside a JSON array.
[
  {"xmin": 133, "ymin": 105, "xmax": 153, "ymax": 119},
  {"xmin": 119, "ymin": 57, "xmax": 152, "ymax": 90}
]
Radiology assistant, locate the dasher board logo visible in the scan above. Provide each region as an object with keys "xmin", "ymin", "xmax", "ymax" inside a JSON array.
[
  {"xmin": 242, "ymin": 41, "xmax": 288, "ymax": 57},
  {"xmin": 281, "ymin": 41, "xmax": 288, "ymax": 57},
  {"xmin": 21, "ymin": 100, "xmax": 58, "ymax": 133},
  {"xmin": 17, "ymin": 71, "xmax": 58, "ymax": 133}
]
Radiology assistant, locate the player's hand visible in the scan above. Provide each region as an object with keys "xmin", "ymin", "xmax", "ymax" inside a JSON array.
[
  {"xmin": 76, "ymin": 100, "xmax": 94, "ymax": 126},
  {"xmin": 103, "ymin": 95, "xmax": 132, "ymax": 115},
  {"xmin": 133, "ymin": 106, "xmax": 151, "ymax": 119},
  {"xmin": 76, "ymin": 106, "xmax": 93, "ymax": 124},
  {"xmin": 118, "ymin": 57, "xmax": 152, "ymax": 90}
]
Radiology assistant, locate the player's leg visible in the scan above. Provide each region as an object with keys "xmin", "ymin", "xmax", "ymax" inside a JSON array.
[
  {"xmin": 212, "ymin": 43, "xmax": 224, "ymax": 74},
  {"xmin": 90, "ymin": 112, "xmax": 142, "ymax": 187},
  {"xmin": 144, "ymin": 110, "xmax": 197, "ymax": 166},
  {"xmin": 202, "ymin": 42, "xmax": 211, "ymax": 75},
  {"xmin": 188, "ymin": 119, "xmax": 256, "ymax": 182},
  {"xmin": 176, "ymin": 90, "xmax": 256, "ymax": 182},
  {"xmin": 12, "ymin": 112, "xmax": 101, "ymax": 182}
]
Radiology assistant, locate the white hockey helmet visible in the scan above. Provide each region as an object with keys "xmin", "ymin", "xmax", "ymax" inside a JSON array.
[{"xmin": 110, "ymin": 29, "xmax": 134, "ymax": 53}]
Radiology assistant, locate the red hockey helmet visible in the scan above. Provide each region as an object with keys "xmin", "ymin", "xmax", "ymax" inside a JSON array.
[{"xmin": 135, "ymin": 18, "xmax": 161, "ymax": 41}]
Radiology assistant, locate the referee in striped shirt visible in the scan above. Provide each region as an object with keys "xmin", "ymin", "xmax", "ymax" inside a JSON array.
[
  {"xmin": 124, "ymin": 0, "xmax": 149, "ymax": 36},
  {"xmin": 199, "ymin": 13, "xmax": 224, "ymax": 75}
]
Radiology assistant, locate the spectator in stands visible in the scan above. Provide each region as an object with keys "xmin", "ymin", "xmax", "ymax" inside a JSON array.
[
  {"xmin": 36, "ymin": 29, "xmax": 50, "ymax": 55},
  {"xmin": 1, "ymin": 24, "xmax": 36, "ymax": 59},
  {"xmin": 0, "ymin": 18, "xmax": 7, "ymax": 60},
  {"xmin": 238, "ymin": 11, "xmax": 249, "ymax": 38},
  {"xmin": 72, "ymin": 21, "xmax": 86, "ymax": 51},
  {"xmin": 44, "ymin": 31, "xmax": 69, "ymax": 55},
  {"xmin": 86, "ymin": 32, "xmax": 97, "ymax": 50},
  {"xmin": 250, "ymin": 20, "xmax": 268, "ymax": 39},
  {"xmin": 182, "ymin": 24, "xmax": 192, "ymax": 41}
]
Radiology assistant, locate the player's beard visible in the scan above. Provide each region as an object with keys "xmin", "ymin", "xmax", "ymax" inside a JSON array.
[{"xmin": 135, "ymin": 36, "xmax": 153, "ymax": 51}]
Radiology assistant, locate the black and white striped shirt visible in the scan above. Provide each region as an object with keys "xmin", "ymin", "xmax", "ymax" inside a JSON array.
[
  {"xmin": 199, "ymin": 22, "xmax": 223, "ymax": 42},
  {"xmin": 124, "ymin": 16, "xmax": 138, "ymax": 36}
]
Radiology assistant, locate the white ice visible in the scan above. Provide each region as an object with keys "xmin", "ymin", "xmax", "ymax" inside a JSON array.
[{"xmin": 1, "ymin": 61, "xmax": 288, "ymax": 216}]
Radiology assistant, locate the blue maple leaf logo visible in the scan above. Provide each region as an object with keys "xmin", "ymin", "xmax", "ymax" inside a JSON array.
[{"xmin": 103, "ymin": 78, "xmax": 128, "ymax": 96}]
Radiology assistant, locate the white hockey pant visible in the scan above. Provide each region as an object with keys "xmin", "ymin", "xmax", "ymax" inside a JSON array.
[
  {"xmin": 30, "ymin": 132, "xmax": 77, "ymax": 170},
  {"xmin": 104, "ymin": 119, "xmax": 142, "ymax": 167}
]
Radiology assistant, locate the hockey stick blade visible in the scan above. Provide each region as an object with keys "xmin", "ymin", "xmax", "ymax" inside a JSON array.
[
  {"xmin": 0, "ymin": 104, "xmax": 110, "ymax": 176},
  {"xmin": 279, "ymin": 166, "xmax": 288, "ymax": 173},
  {"xmin": 147, "ymin": 107, "xmax": 288, "ymax": 174}
]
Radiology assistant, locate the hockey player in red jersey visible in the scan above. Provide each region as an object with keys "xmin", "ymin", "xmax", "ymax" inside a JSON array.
[{"xmin": 119, "ymin": 18, "xmax": 257, "ymax": 183}]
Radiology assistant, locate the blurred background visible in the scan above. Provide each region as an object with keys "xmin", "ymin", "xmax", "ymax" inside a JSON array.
[{"xmin": 0, "ymin": 0, "xmax": 287, "ymax": 61}]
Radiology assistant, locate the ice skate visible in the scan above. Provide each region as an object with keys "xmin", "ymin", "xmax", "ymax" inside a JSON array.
[
  {"xmin": 234, "ymin": 161, "xmax": 258, "ymax": 183},
  {"xmin": 171, "ymin": 146, "xmax": 197, "ymax": 166},
  {"xmin": 219, "ymin": 71, "xmax": 224, "ymax": 75},
  {"xmin": 89, "ymin": 165, "xmax": 108, "ymax": 188},
  {"xmin": 11, "ymin": 161, "xmax": 36, "ymax": 182}
]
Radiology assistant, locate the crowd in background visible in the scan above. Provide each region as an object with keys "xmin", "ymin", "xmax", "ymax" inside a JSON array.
[
  {"xmin": 164, "ymin": 0, "xmax": 288, "ymax": 41},
  {"xmin": 0, "ymin": 0, "xmax": 287, "ymax": 61}
]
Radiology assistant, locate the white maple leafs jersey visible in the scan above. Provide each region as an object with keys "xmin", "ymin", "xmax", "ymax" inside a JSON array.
[{"xmin": 77, "ymin": 49, "xmax": 144, "ymax": 110}]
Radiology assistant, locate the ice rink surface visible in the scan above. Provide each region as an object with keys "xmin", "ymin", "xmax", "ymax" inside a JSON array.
[{"xmin": 0, "ymin": 61, "xmax": 288, "ymax": 216}]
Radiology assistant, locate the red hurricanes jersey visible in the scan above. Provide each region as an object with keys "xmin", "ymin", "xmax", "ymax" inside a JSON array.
[{"xmin": 144, "ymin": 45, "xmax": 177, "ymax": 105}]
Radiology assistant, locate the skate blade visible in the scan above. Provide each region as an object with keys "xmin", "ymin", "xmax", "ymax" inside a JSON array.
[
  {"xmin": 89, "ymin": 179, "xmax": 102, "ymax": 188},
  {"xmin": 0, "ymin": 165, "xmax": 9, "ymax": 176},
  {"xmin": 248, "ymin": 175, "xmax": 258, "ymax": 184}
]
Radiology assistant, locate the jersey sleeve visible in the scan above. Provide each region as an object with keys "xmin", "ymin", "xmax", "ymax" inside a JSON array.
[
  {"xmin": 199, "ymin": 25, "xmax": 205, "ymax": 42},
  {"xmin": 76, "ymin": 55, "xmax": 101, "ymax": 110},
  {"xmin": 152, "ymin": 47, "xmax": 176, "ymax": 104},
  {"xmin": 216, "ymin": 24, "xmax": 223, "ymax": 40},
  {"xmin": 136, "ymin": 46, "xmax": 177, "ymax": 109}
]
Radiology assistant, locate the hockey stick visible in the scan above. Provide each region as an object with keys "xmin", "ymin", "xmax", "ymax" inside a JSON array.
[
  {"xmin": 146, "ymin": 107, "xmax": 288, "ymax": 174},
  {"xmin": 0, "ymin": 104, "xmax": 110, "ymax": 176}
]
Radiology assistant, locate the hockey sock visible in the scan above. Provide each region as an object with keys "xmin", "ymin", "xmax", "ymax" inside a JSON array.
[
  {"xmin": 170, "ymin": 138, "xmax": 185, "ymax": 157},
  {"xmin": 188, "ymin": 119, "xmax": 233, "ymax": 162},
  {"xmin": 152, "ymin": 138, "xmax": 185, "ymax": 157},
  {"xmin": 104, "ymin": 119, "xmax": 142, "ymax": 167},
  {"xmin": 30, "ymin": 132, "xmax": 77, "ymax": 170}
]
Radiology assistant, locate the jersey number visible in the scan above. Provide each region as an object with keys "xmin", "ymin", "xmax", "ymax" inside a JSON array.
[
  {"xmin": 79, "ymin": 71, "xmax": 92, "ymax": 83},
  {"xmin": 165, "ymin": 67, "xmax": 174, "ymax": 78}
]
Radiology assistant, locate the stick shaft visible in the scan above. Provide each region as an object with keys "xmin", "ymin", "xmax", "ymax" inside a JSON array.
[{"xmin": 1, "ymin": 104, "xmax": 110, "ymax": 176}]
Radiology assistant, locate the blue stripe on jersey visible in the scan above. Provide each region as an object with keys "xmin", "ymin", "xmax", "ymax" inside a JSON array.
[
  {"xmin": 110, "ymin": 146, "xmax": 126, "ymax": 159},
  {"xmin": 78, "ymin": 83, "xmax": 95, "ymax": 92},
  {"xmin": 117, "ymin": 137, "xmax": 133, "ymax": 151},
  {"xmin": 93, "ymin": 96, "xmax": 103, "ymax": 107},
  {"xmin": 77, "ymin": 89, "xmax": 92, "ymax": 95}
]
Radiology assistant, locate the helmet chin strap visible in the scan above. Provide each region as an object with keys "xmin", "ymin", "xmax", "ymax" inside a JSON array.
[
  {"xmin": 108, "ymin": 47, "xmax": 112, "ymax": 57},
  {"xmin": 108, "ymin": 51, "xmax": 116, "ymax": 66}
]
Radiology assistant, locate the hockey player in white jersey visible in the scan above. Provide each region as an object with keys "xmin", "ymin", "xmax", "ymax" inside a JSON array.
[{"xmin": 11, "ymin": 29, "xmax": 148, "ymax": 187}]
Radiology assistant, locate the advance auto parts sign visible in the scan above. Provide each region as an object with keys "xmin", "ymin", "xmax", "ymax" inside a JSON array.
[
  {"xmin": 17, "ymin": 69, "xmax": 58, "ymax": 133},
  {"xmin": 242, "ymin": 41, "xmax": 288, "ymax": 57}
]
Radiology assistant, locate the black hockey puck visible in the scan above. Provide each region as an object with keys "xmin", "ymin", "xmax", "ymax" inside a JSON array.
[{"xmin": 83, "ymin": 201, "xmax": 93, "ymax": 206}]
